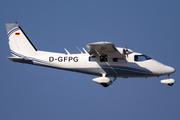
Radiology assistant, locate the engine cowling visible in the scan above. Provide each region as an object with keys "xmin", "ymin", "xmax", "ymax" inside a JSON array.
[
  {"xmin": 92, "ymin": 77, "xmax": 113, "ymax": 87},
  {"xmin": 160, "ymin": 78, "xmax": 175, "ymax": 86}
]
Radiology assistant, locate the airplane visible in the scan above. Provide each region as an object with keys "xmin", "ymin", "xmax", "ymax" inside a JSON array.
[{"xmin": 5, "ymin": 23, "xmax": 175, "ymax": 87}]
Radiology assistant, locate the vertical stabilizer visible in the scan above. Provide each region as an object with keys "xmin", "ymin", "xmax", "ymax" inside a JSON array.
[{"xmin": 5, "ymin": 23, "xmax": 37, "ymax": 58}]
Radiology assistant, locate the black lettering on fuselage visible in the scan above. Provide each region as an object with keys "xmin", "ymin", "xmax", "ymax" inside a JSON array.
[
  {"xmin": 69, "ymin": 57, "xmax": 73, "ymax": 62},
  {"xmin": 58, "ymin": 57, "xmax": 63, "ymax": 62},
  {"xmin": 49, "ymin": 56, "xmax": 78, "ymax": 62},
  {"xmin": 64, "ymin": 56, "xmax": 68, "ymax": 62},
  {"xmin": 74, "ymin": 57, "xmax": 78, "ymax": 62},
  {"xmin": 49, "ymin": 57, "xmax": 54, "ymax": 62}
]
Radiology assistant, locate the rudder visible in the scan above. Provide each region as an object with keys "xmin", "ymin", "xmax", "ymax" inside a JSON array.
[{"xmin": 5, "ymin": 23, "xmax": 37, "ymax": 58}]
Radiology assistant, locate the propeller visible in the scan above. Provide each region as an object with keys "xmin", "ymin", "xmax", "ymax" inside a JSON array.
[{"xmin": 123, "ymin": 46, "xmax": 132, "ymax": 58}]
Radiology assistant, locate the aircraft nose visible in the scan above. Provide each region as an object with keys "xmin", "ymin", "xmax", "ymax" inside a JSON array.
[{"xmin": 165, "ymin": 66, "xmax": 175, "ymax": 74}]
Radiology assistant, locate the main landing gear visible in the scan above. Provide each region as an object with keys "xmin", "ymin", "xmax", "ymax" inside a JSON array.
[{"xmin": 92, "ymin": 75, "xmax": 117, "ymax": 87}]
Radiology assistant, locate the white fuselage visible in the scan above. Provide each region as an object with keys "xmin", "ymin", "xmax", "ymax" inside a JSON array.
[{"xmin": 11, "ymin": 49, "xmax": 174, "ymax": 78}]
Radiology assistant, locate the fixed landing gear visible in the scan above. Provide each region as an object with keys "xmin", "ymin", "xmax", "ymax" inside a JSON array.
[
  {"xmin": 160, "ymin": 74, "xmax": 175, "ymax": 86},
  {"xmin": 100, "ymin": 77, "xmax": 117, "ymax": 87},
  {"xmin": 167, "ymin": 74, "xmax": 174, "ymax": 86}
]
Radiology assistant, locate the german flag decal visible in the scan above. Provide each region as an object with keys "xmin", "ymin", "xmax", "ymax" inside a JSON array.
[{"xmin": 15, "ymin": 33, "xmax": 20, "ymax": 36}]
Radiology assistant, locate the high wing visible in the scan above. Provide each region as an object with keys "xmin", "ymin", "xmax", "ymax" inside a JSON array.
[{"xmin": 86, "ymin": 42, "xmax": 125, "ymax": 59}]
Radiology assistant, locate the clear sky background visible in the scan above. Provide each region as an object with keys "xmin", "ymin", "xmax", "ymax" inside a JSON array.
[{"xmin": 0, "ymin": 0, "xmax": 180, "ymax": 120}]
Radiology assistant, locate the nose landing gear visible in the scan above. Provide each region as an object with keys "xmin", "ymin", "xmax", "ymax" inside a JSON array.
[{"xmin": 160, "ymin": 74, "xmax": 175, "ymax": 86}]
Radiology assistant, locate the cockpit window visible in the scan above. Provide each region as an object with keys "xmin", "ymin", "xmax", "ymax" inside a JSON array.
[{"xmin": 134, "ymin": 55, "xmax": 151, "ymax": 62}]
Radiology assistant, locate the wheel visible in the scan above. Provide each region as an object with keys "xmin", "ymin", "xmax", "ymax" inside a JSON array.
[
  {"xmin": 168, "ymin": 83, "xmax": 174, "ymax": 86},
  {"xmin": 100, "ymin": 83, "xmax": 109, "ymax": 87}
]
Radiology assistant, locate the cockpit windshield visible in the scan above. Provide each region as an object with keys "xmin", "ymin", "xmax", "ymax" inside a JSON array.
[{"xmin": 134, "ymin": 55, "xmax": 151, "ymax": 62}]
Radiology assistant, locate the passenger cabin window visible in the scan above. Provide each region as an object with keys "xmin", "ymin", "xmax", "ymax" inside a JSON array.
[
  {"xmin": 113, "ymin": 58, "xmax": 118, "ymax": 62},
  {"xmin": 134, "ymin": 55, "xmax": 151, "ymax": 62},
  {"xmin": 100, "ymin": 56, "xmax": 108, "ymax": 62},
  {"xmin": 89, "ymin": 57, "xmax": 96, "ymax": 62}
]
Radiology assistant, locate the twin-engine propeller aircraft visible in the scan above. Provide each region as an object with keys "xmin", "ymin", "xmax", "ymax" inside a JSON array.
[{"xmin": 5, "ymin": 23, "xmax": 175, "ymax": 87}]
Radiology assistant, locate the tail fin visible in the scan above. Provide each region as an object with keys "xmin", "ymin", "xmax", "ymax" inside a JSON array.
[{"xmin": 5, "ymin": 23, "xmax": 37, "ymax": 58}]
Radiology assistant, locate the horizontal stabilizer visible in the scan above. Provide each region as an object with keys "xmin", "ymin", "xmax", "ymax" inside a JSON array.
[{"xmin": 8, "ymin": 57, "xmax": 33, "ymax": 64}]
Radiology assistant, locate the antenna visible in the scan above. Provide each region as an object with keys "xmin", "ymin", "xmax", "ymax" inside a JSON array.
[
  {"xmin": 64, "ymin": 48, "xmax": 70, "ymax": 54},
  {"xmin": 77, "ymin": 47, "xmax": 83, "ymax": 54},
  {"xmin": 82, "ymin": 47, "xmax": 88, "ymax": 54}
]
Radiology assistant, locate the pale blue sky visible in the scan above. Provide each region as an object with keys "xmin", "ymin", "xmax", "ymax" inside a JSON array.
[{"xmin": 1, "ymin": 0, "xmax": 180, "ymax": 120}]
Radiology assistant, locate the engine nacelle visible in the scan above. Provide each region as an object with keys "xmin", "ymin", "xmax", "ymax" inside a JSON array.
[
  {"xmin": 160, "ymin": 78, "xmax": 175, "ymax": 86},
  {"xmin": 92, "ymin": 77, "xmax": 113, "ymax": 87}
]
